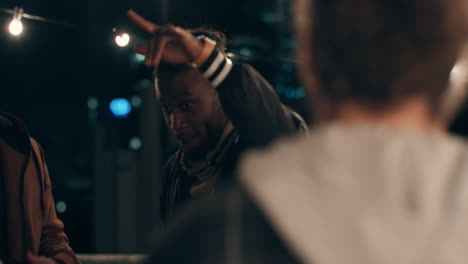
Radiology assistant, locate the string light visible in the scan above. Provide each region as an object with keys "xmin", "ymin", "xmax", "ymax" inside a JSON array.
[
  {"xmin": 1, "ymin": 7, "xmax": 133, "ymax": 47},
  {"xmin": 8, "ymin": 7, "xmax": 23, "ymax": 36},
  {"xmin": 0, "ymin": 7, "xmax": 283, "ymax": 60}
]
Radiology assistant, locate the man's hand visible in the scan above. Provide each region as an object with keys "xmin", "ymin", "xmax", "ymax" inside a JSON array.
[
  {"xmin": 26, "ymin": 252, "xmax": 57, "ymax": 264},
  {"xmin": 127, "ymin": 10, "xmax": 203, "ymax": 67}
]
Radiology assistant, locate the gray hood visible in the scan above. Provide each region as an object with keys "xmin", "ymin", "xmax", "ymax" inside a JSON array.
[{"xmin": 240, "ymin": 123, "xmax": 468, "ymax": 264}]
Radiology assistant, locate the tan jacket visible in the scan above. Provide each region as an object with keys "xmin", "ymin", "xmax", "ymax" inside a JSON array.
[{"xmin": 0, "ymin": 113, "xmax": 78, "ymax": 264}]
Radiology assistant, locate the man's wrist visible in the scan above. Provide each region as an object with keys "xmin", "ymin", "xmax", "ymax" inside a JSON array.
[
  {"xmin": 191, "ymin": 36, "xmax": 216, "ymax": 67},
  {"xmin": 197, "ymin": 44, "xmax": 233, "ymax": 87}
]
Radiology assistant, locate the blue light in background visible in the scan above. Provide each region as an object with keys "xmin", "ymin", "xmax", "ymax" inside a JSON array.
[
  {"xmin": 261, "ymin": 11, "xmax": 279, "ymax": 24},
  {"xmin": 131, "ymin": 53, "xmax": 146, "ymax": 64},
  {"xmin": 56, "ymin": 201, "xmax": 67, "ymax": 213},
  {"xmin": 110, "ymin": 98, "xmax": 132, "ymax": 118},
  {"xmin": 135, "ymin": 53, "xmax": 145, "ymax": 63},
  {"xmin": 285, "ymin": 88, "xmax": 305, "ymax": 99},
  {"xmin": 276, "ymin": 85, "xmax": 306, "ymax": 99}
]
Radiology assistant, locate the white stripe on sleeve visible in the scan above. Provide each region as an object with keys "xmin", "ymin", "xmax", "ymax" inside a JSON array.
[
  {"xmin": 202, "ymin": 52, "xmax": 224, "ymax": 78},
  {"xmin": 212, "ymin": 58, "xmax": 233, "ymax": 87}
]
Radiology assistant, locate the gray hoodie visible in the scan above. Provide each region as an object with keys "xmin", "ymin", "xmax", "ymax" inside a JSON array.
[{"xmin": 241, "ymin": 123, "xmax": 468, "ymax": 264}]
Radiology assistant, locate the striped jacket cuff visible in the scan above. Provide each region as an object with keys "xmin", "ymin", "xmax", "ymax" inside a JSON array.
[{"xmin": 198, "ymin": 49, "xmax": 233, "ymax": 87}]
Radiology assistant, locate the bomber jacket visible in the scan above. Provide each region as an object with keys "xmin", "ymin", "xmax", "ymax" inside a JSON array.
[{"xmin": 160, "ymin": 50, "xmax": 307, "ymax": 224}]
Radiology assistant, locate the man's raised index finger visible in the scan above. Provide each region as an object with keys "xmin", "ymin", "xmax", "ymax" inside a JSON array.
[{"xmin": 127, "ymin": 10, "xmax": 159, "ymax": 33}]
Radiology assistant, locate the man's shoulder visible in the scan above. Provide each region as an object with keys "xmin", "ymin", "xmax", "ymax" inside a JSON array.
[
  {"xmin": 239, "ymin": 134, "xmax": 310, "ymax": 182},
  {"xmin": 241, "ymin": 133, "xmax": 311, "ymax": 165},
  {"xmin": 239, "ymin": 125, "xmax": 468, "ymax": 178},
  {"xmin": 0, "ymin": 113, "xmax": 31, "ymax": 155}
]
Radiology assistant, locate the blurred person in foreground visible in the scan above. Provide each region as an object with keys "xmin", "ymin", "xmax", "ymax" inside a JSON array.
[
  {"xmin": 0, "ymin": 113, "xmax": 79, "ymax": 264},
  {"xmin": 127, "ymin": 11, "xmax": 307, "ymax": 225},
  {"xmin": 144, "ymin": 0, "xmax": 468, "ymax": 263}
]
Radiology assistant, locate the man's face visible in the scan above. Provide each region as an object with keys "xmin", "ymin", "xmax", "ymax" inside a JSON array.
[{"xmin": 157, "ymin": 68, "xmax": 226, "ymax": 158}]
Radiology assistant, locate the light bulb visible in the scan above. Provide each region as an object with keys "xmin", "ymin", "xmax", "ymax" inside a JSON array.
[
  {"xmin": 115, "ymin": 33, "xmax": 130, "ymax": 47},
  {"xmin": 9, "ymin": 19, "xmax": 23, "ymax": 36}
]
